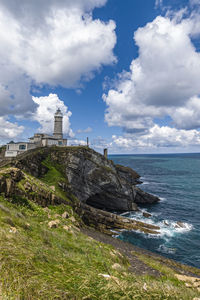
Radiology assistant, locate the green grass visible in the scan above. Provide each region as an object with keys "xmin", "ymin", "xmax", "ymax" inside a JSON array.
[
  {"xmin": 0, "ymin": 161, "xmax": 200, "ymax": 299},
  {"xmin": 132, "ymin": 252, "xmax": 183, "ymax": 287},
  {"xmin": 133, "ymin": 249, "xmax": 200, "ymax": 278},
  {"xmin": 41, "ymin": 156, "xmax": 79, "ymax": 207},
  {"xmin": 0, "ymin": 195, "xmax": 200, "ymax": 299},
  {"xmin": 42, "ymin": 156, "xmax": 66, "ymax": 185}
]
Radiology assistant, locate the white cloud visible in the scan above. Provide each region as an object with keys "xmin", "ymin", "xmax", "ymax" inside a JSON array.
[
  {"xmin": 190, "ymin": 0, "xmax": 200, "ymax": 6},
  {"xmin": 112, "ymin": 125, "xmax": 200, "ymax": 151},
  {"xmin": 0, "ymin": 117, "xmax": 24, "ymax": 141},
  {"xmin": 0, "ymin": 0, "xmax": 116, "ymax": 116},
  {"xmin": 68, "ymin": 139, "xmax": 87, "ymax": 146},
  {"xmin": 171, "ymin": 96, "xmax": 200, "ymax": 129},
  {"xmin": 14, "ymin": 11, "xmax": 116, "ymax": 87},
  {"xmin": 77, "ymin": 127, "xmax": 92, "ymax": 134},
  {"xmin": 32, "ymin": 94, "xmax": 73, "ymax": 137},
  {"xmin": 103, "ymin": 15, "xmax": 200, "ymax": 134},
  {"xmin": 155, "ymin": 0, "xmax": 163, "ymax": 8},
  {"xmin": 0, "ymin": 0, "xmax": 107, "ymax": 22}
]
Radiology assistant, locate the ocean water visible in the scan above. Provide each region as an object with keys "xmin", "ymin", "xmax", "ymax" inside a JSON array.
[{"xmin": 109, "ymin": 153, "xmax": 200, "ymax": 269}]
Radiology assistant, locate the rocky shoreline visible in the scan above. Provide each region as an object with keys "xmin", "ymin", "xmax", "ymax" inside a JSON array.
[
  {"xmin": 77, "ymin": 202, "xmax": 160, "ymax": 235},
  {"xmin": 0, "ymin": 146, "xmax": 162, "ymax": 236},
  {"xmin": 1, "ymin": 146, "xmax": 200, "ymax": 299},
  {"xmin": 81, "ymin": 226, "xmax": 200, "ymax": 280}
]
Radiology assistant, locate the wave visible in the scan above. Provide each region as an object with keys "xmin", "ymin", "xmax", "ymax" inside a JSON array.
[
  {"xmin": 122, "ymin": 210, "xmax": 193, "ymax": 240},
  {"xmin": 159, "ymin": 197, "xmax": 166, "ymax": 202},
  {"xmin": 158, "ymin": 244, "xmax": 177, "ymax": 254}
]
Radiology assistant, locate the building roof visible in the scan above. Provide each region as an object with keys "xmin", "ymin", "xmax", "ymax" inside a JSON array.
[
  {"xmin": 7, "ymin": 141, "xmax": 33, "ymax": 145},
  {"xmin": 29, "ymin": 134, "xmax": 56, "ymax": 140},
  {"xmin": 41, "ymin": 137, "xmax": 59, "ymax": 140}
]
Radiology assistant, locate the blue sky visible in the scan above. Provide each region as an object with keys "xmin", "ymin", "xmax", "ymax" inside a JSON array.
[{"xmin": 1, "ymin": 0, "xmax": 200, "ymax": 153}]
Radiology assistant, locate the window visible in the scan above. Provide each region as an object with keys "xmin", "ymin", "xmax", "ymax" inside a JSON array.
[
  {"xmin": 19, "ymin": 144, "xmax": 26, "ymax": 150},
  {"xmin": 58, "ymin": 141, "xmax": 62, "ymax": 145}
]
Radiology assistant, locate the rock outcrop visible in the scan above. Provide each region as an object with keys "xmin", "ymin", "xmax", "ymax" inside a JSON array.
[
  {"xmin": 77, "ymin": 203, "xmax": 160, "ymax": 235},
  {"xmin": 12, "ymin": 147, "xmax": 159, "ymax": 212},
  {"xmin": 0, "ymin": 147, "xmax": 161, "ymax": 235},
  {"xmin": 0, "ymin": 167, "xmax": 65, "ymax": 207}
]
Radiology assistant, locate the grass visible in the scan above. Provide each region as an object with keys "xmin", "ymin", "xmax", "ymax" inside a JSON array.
[
  {"xmin": 42, "ymin": 156, "xmax": 66, "ymax": 185},
  {"xmin": 41, "ymin": 156, "xmax": 80, "ymax": 208},
  {"xmin": 0, "ymin": 194, "xmax": 200, "ymax": 299},
  {"xmin": 133, "ymin": 249, "xmax": 200, "ymax": 278},
  {"xmin": 0, "ymin": 159, "xmax": 200, "ymax": 299}
]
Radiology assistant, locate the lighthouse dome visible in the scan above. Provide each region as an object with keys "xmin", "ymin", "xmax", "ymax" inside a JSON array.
[{"xmin": 55, "ymin": 108, "xmax": 63, "ymax": 117}]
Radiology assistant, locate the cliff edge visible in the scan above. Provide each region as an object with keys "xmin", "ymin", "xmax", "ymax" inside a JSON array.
[
  {"xmin": 0, "ymin": 146, "xmax": 200, "ymax": 299},
  {"xmin": 11, "ymin": 146, "xmax": 159, "ymax": 212}
]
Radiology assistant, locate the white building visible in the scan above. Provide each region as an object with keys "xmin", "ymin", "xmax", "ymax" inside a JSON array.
[
  {"xmin": 5, "ymin": 109, "xmax": 67, "ymax": 157},
  {"xmin": 29, "ymin": 133, "xmax": 67, "ymax": 147},
  {"xmin": 5, "ymin": 142, "xmax": 36, "ymax": 157}
]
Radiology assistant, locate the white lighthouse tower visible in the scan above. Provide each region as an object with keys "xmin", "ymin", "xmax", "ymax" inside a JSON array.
[{"xmin": 53, "ymin": 108, "xmax": 63, "ymax": 139}]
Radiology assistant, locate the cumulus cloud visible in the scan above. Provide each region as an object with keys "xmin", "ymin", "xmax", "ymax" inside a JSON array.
[
  {"xmin": 171, "ymin": 96, "xmax": 200, "ymax": 129},
  {"xmin": 0, "ymin": 0, "xmax": 107, "ymax": 22},
  {"xmin": 68, "ymin": 139, "xmax": 87, "ymax": 146},
  {"xmin": 0, "ymin": 117, "xmax": 24, "ymax": 141},
  {"xmin": 32, "ymin": 94, "xmax": 73, "ymax": 137},
  {"xmin": 103, "ymin": 12, "xmax": 200, "ymax": 149},
  {"xmin": 112, "ymin": 125, "xmax": 200, "ymax": 151},
  {"xmin": 0, "ymin": 0, "xmax": 116, "ymax": 117}
]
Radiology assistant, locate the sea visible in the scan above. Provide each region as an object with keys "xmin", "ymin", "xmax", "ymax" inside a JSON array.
[{"xmin": 109, "ymin": 153, "xmax": 200, "ymax": 269}]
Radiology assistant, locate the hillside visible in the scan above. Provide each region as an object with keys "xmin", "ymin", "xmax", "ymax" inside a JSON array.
[{"xmin": 0, "ymin": 146, "xmax": 200, "ymax": 299}]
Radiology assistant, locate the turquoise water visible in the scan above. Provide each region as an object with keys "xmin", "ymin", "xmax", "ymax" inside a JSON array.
[{"xmin": 109, "ymin": 153, "xmax": 200, "ymax": 269}]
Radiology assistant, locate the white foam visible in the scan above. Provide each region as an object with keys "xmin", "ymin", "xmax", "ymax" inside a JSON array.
[
  {"xmin": 158, "ymin": 244, "xmax": 177, "ymax": 254},
  {"xmin": 159, "ymin": 197, "xmax": 166, "ymax": 202},
  {"xmin": 171, "ymin": 221, "xmax": 193, "ymax": 233},
  {"xmin": 120, "ymin": 212, "xmax": 130, "ymax": 217},
  {"xmin": 126, "ymin": 210, "xmax": 193, "ymax": 239},
  {"xmin": 112, "ymin": 234, "xmax": 119, "ymax": 238},
  {"xmin": 142, "ymin": 181, "xmax": 150, "ymax": 185}
]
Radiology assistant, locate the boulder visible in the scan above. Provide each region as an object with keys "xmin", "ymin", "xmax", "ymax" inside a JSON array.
[
  {"xmin": 10, "ymin": 168, "xmax": 24, "ymax": 182},
  {"xmin": 163, "ymin": 220, "xmax": 169, "ymax": 226},
  {"xmin": 69, "ymin": 216, "xmax": 76, "ymax": 223},
  {"xmin": 63, "ymin": 225, "xmax": 71, "ymax": 231},
  {"xmin": 142, "ymin": 212, "xmax": 152, "ymax": 218},
  {"xmin": 79, "ymin": 203, "xmax": 160, "ymax": 235},
  {"xmin": 175, "ymin": 274, "xmax": 200, "ymax": 283},
  {"xmin": 9, "ymin": 227, "xmax": 17, "ymax": 233},
  {"xmin": 48, "ymin": 219, "xmax": 60, "ymax": 228},
  {"xmin": 175, "ymin": 221, "xmax": 186, "ymax": 228},
  {"xmin": 6, "ymin": 178, "xmax": 15, "ymax": 196},
  {"xmin": 62, "ymin": 211, "xmax": 69, "ymax": 219},
  {"xmin": 112, "ymin": 263, "xmax": 123, "ymax": 271}
]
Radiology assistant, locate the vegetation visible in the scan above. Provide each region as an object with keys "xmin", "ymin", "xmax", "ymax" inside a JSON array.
[
  {"xmin": 0, "ymin": 145, "xmax": 5, "ymax": 153},
  {"xmin": 0, "ymin": 194, "xmax": 199, "ymax": 299},
  {"xmin": 0, "ymin": 152, "xmax": 199, "ymax": 299},
  {"xmin": 41, "ymin": 156, "xmax": 79, "ymax": 205}
]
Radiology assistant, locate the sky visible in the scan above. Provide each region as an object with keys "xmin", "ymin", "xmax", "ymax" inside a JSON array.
[{"xmin": 1, "ymin": 0, "xmax": 200, "ymax": 154}]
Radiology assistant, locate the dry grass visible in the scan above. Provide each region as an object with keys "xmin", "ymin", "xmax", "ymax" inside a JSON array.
[
  {"xmin": 0, "ymin": 158, "xmax": 199, "ymax": 299},
  {"xmin": 0, "ymin": 195, "xmax": 199, "ymax": 299}
]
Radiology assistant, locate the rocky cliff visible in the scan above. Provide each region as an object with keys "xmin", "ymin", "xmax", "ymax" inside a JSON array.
[
  {"xmin": 11, "ymin": 146, "xmax": 159, "ymax": 212},
  {"xmin": 1, "ymin": 147, "xmax": 200, "ymax": 300}
]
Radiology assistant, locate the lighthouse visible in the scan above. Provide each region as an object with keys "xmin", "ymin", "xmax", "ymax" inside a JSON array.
[{"xmin": 53, "ymin": 108, "xmax": 63, "ymax": 139}]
